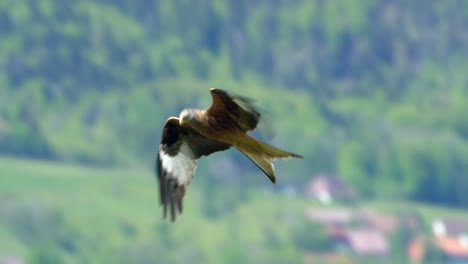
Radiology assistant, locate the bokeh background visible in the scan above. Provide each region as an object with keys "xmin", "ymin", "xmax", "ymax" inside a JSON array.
[{"xmin": 1, "ymin": 0, "xmax": 468, "ymax": 263}]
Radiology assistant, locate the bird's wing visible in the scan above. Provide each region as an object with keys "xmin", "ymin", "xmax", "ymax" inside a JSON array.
[
  {"xmin": 156, "ymin": 117, "xmax": 230, "ymax": 221},
  {"xmin": 205, "ymin": 88, "xmax": 303, "ymax": 184},
  {"xmin": 207, "ymin": 88, "xmax": 261, "ymax": 132}
]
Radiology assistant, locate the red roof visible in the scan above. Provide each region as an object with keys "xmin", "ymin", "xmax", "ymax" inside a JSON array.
[
  {"xmin": 407, "ymin": 238, "xmax": 425, "ymax": 262},
  {"xmin": 344, "ymin": 228, "xmax": 390, "ymax": 255},
  {"xmin": 436, "ymin": 236, "xmax": 468, "ymax": 257}
]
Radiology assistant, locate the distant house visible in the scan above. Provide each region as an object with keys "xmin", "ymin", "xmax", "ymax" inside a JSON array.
[
  {"xmin": 428, "ymin": 218, "xmax": 468, "ymax": 263},
  {"xmin": 305, "ymin": 208, "xmax": 396, "ymax": 257},
  {"xmin": 433, "ymin": 218, "xmax": 468, "ymax": 237},
  {"xmin": 435, "ymin": 236, "xmax": 468, "ymax": 263},
  {"xmin": 407, "ymin": 235, "xmax": 468, "ymax": 263},
  {"xmin": 304, "ymin": 174, "xmax": 357, "ymax": 204},
  {"xmin": 337, "ymin": 228, "xmax": 390, "ymax": 256}
]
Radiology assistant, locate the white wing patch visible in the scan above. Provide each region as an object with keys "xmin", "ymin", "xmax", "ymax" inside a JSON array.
[
  {"xmin": 157, "ymin": 142, "xmax": 199, "ymax": 221},
  {"xmin": 159, "ymin": 142, "xmax": 197, "ymax": 186}
]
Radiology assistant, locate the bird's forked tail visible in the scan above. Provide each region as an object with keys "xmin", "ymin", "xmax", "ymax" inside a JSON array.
[{"xmin": 233, "ymin": 134, "xmax": 303, "ymax": 183}]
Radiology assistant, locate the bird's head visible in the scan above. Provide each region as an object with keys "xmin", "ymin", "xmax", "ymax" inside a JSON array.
[{"xmin": 179, "ymin": 109, "xmax": 202, "ymax": 128}]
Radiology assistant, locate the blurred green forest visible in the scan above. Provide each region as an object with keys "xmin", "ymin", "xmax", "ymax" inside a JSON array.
[
  {"xmin": 1, "ymin": 0, "xmax": 467, "ymax": 205},
  {"xmin": 1, "ymin": 1, "xmax": 468, "ymax": 262}
]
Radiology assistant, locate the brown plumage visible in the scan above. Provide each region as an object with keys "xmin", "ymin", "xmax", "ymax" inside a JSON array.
[{"xmin": 156, "ymin": 88, "xmax": 303, "ymax": 221}]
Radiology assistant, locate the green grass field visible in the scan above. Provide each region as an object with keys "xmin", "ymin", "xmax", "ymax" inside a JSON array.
[
  {"xmin": 1, "ymin": 156, "xmax": 467, "ymax": 263},
  {"xmin": 0, "ymin": 156, "xmax": 309, "ymax": 263},
  {"xmin": 0, "ymin": 157, "xmax": 155, "ymax": 262}
]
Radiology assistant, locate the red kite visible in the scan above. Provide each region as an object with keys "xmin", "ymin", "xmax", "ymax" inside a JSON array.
[{"xmin": 156, "ymin": 88, "xmax": 302, "ymax": 221}]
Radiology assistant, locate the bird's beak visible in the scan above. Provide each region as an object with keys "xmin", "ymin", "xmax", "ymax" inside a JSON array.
[{"xmin": 179, "ymin": 117, "xmax": 184, "ymax": 126}]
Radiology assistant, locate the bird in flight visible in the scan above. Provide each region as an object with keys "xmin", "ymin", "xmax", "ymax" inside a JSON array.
[{"xmin": 156, "ymin": 88, "xmax": 303, "ymax": 221}]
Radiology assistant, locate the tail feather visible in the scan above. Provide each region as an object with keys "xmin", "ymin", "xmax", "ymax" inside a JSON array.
[
  {"xmin": 241, "ymin": 150, "xmax": 277, "ymax": 183},
  {"xmin": 233, "ymin": 134, "xmax": 303, "ymax": 183}
]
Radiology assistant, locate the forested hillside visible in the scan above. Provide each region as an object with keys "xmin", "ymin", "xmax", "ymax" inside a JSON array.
[{"xmin": 1, "ymin": 0, "xmax": 468, "ymax": 206}]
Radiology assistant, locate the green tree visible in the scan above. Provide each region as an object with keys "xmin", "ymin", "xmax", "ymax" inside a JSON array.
[{"xmin": 292, "ymin": 221, "xmax": 332, "ymax": 252}]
